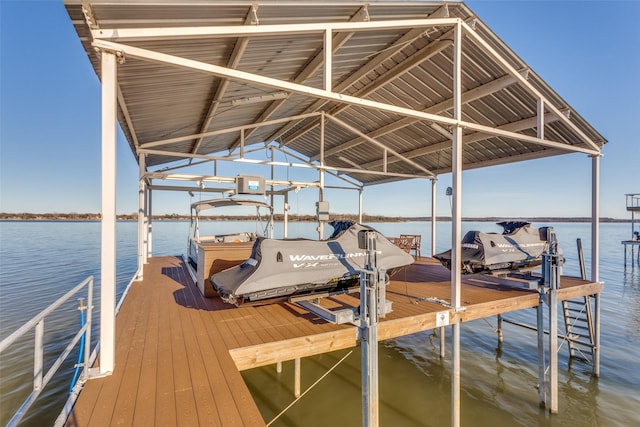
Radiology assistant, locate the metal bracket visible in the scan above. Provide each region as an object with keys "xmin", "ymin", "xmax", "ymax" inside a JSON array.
[
  {"xmin": 296, "ymin": 300, "xmax": 358, "ymax": 325},
  {"xmin": 85, "ymin": 367, "xmax": 111, "ymax": 380}
]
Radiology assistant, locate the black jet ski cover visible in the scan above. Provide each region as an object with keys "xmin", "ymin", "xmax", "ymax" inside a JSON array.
[
  {"xmin": 434, "ymin": 222, "xmax": 549, "ymax": 274},
  {"xmin": 210, "ymin": 222, "xmax": 415, "ymax": 305}
]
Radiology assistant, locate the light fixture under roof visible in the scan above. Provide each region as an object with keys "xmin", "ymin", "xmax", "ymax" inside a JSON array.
[{"xmin": 230, "ymin": 92, "xmax": 288, "ymax": 106}]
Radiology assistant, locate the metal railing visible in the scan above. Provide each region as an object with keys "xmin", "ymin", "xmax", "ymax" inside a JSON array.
[
  {"xmin": 0, "ymin": 276, "xmax": 94, "ymax": 427},
  {"xmin": 626, "ymin": 193, "xmax": 640, "ymax": 210}
]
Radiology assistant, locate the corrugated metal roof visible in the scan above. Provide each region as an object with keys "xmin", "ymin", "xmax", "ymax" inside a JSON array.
[{"xmin": 64, "ymin": 0, "xmax": 606, "ymax": 186}]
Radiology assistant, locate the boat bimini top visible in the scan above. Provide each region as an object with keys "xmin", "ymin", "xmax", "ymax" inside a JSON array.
[
  {"xmin": 210, "ymin": 222, "xmax": 415, "ymax": 306},
  {"xmin": 187, "ymin": 197, "xmax": 273, "ymax": 266}
]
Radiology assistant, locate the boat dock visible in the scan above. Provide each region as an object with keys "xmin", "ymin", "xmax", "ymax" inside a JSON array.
[
  {"xmin": 622, "ymin": 193, "xmax": 640, "ymax": 267},
  {"xmin": 66, "ymin": 255, "xmax": 602, "ymax": 426},
  {"xmin": 57, "ymin": 2, "xmax": 608, "ymax": 425}
]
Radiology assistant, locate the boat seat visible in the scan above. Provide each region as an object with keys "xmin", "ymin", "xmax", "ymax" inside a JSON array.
[
  {"xmin": 389, "ymin": 236, "xmax": 413, "ymax": 255},
  {"xmin": 399, "ymin": 234, "xmax": 421, "ymax": 258}
]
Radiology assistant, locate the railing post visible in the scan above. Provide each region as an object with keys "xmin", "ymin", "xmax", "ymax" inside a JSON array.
[
  {"xmin": 34, "ymin": 321, "xmax": 44, "ymax": 391},
  {"xmin": 83, "ymin": 278, "xmax": 94, "ymax": 379}
]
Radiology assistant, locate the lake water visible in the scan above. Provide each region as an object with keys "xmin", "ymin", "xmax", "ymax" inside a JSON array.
[{"xmin": 0, "ymin": 220, "xmax": 638, "ymax": 426}]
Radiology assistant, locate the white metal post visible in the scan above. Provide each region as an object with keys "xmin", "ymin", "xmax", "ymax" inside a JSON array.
[
  {"xmin": 318, "ymin": 112, "xmax": 325, "ymax": 239},
  {"xmin": 324, "ymin": 29, "xmax": 332, "ymax": 93},
  {"xmin": 320, "ymin": 29, "xmax": 330, "ymax": 239},
  {"xmin": 284, "ymin": 193, "xmax": 289, "ymax": 239},
  {"xmin": 100, "ymin": 49, "xmax": 117, "ymax": 375},
  {"xmin": 270, "ymin": 147, "xmax": 275, "ymax": 238},
  {"xmin": 450, "ymin": 21, "xmax": 463, "ymax": 427},
  {"xmin": 142, "ymin": 180, "xmax": 149, "ymax": 266},
  {"xmin": 358, "ymin": 189, "xmax": 363, "ymax": 224},
  {"xmin": 147, "ymin": 189, "xmax": 153, "ymax": 258},
  {"xmin": 591, "ymin": 154, "xmax": 601, "ymax": 377},
  {"xmin": 137, "ymin": 154, "xmax": 146, "ymax": 280},
  {"xmin": 537, "ymin": 99, "xmax": 545, "ymax": 139},
  {"xmin": 591, "ymin": 155, "xmax": 600, "ymax": 283},
  {"xmin": 431, "ymin": 178, "xmax": 437, "ymax": 256}
]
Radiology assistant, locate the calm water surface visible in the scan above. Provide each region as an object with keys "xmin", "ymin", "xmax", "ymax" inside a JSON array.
[{"xmin": 0, "ymin": 220, "xmax": 638, "ymax": 426}]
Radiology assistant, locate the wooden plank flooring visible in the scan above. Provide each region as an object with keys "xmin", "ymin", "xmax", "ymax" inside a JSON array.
[{"xmin": 67, "ymin": 256, "xmax": 602, "ymax": 426}]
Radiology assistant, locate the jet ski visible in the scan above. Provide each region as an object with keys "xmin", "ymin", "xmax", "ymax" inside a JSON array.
[
  {"xmin": 210, "ymin": 221, "xmax": 415, "ymax": 305},
  {"xmin": 434, "ymin": 221, "xmax": 551, "ymax": 274}
]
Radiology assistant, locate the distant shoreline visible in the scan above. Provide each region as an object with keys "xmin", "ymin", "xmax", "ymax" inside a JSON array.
[{"xmin": 0, "ymin": 212, "xmax": 629, "ymax": 223}]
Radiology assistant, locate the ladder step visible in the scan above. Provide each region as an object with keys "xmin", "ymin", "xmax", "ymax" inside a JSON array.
[
  {"xmin": 566, "ymin": 337, "xmax": 595, "ymax": 348},
  {"xmin": 567, "ymin": 324, "xmax": 591, "ymax": 331},
  {"xmin": 566, "ymin": 318, "xmax": 590, "ymax": 325}
]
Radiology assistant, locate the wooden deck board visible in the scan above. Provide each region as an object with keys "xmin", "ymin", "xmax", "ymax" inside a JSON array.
[
  {"xmin": 154, "ymin": 266, "xmax": 177, "ymax": 427},
  {"xmin": 68, "ymin": 255, "xmax": 602, "ymax": 426}
]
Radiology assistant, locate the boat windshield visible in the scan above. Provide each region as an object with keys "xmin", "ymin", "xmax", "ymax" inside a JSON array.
[{"xmin": 189, "ymin": 198, "xmax": 273, "ymax": 241}]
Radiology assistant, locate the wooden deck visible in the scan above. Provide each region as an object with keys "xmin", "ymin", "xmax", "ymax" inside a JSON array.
[{"xmin": 66, "ymin": 256, "xmax": 602, "ymax": 426}]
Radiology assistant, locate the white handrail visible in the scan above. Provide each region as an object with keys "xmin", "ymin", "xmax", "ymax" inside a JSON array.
[{"xmin": 0, "ymin": 276, "xmax": 94, "ymax": 427}]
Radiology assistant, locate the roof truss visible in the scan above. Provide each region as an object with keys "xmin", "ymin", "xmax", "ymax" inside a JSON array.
[{"xmin": 67, "ymin": 1, "xmax": 604, "ymax": 185}]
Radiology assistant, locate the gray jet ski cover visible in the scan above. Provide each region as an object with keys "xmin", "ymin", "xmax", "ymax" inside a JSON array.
[
  {"xmin": 434, "ymin": 222, "xmax": 549, "ymax": 274},
  {"xmin": 211, "ymin": 223, "xmax": 415, "ymax": 304}
]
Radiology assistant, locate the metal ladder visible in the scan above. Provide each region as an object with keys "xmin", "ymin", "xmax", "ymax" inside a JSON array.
[
  {"xmin": 561, "ymin": 239, "xmax": 596, "ymax": 365},
  {"xmin": 561, "ymin": 296, "xmax": 595, "ymax": 363}
]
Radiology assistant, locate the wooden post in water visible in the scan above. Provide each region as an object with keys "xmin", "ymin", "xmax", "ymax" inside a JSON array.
[{"xmin": 294, "ymin": 358, "xmax": 301, "ymax": 398}]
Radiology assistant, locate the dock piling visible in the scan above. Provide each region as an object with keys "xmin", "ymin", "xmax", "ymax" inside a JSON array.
[
  {"xmin": 539, "ymin": 228, "xmax": 563, "ymax": 413},
  {"xmin": 359, "ymin": 231, "xmax": 383, "ymax": 427},
  {"xmin": 294, "ymin": 358, "xmax": 301, "ymax": 398}
]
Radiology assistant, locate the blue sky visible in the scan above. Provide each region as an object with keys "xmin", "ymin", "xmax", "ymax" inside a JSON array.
[{"xmin": 1, "ymin": 0, "xmax": 638, "ymax": 219}]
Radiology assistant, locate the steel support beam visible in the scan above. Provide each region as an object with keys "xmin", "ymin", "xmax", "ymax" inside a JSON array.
[
  {"xmin": 318, "ymin": 113, "xmax": 325, "ymax": 239},
  {"xmin": 450, "ymin": 21, "xmax": 463, "ymax": 427},
  {"xmin": 431, "ymin": 179, "xmax": 437, "ymax": 257},
  {"xmin": 99, "ymin": 50, "xmax": 117, "ymax": 375},
  {"xmin": 137, "ymin": 153, "xmax": 147, "ymax": 280},
  {"xmin": 591, "ymin": 154, "xmax": 601, "ymax": 377},
  {"xmin": 93, "ymin": 38, "xmax": 598, "ymax": 157},
  {"xmin": 92, "ymin": 17, "xmax": 460, "ymax": 41}
]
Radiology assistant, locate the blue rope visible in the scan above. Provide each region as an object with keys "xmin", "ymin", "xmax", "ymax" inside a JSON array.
[{"xmin": 69, "ymin": 307, "xmax": 85, "ymax": 393}]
